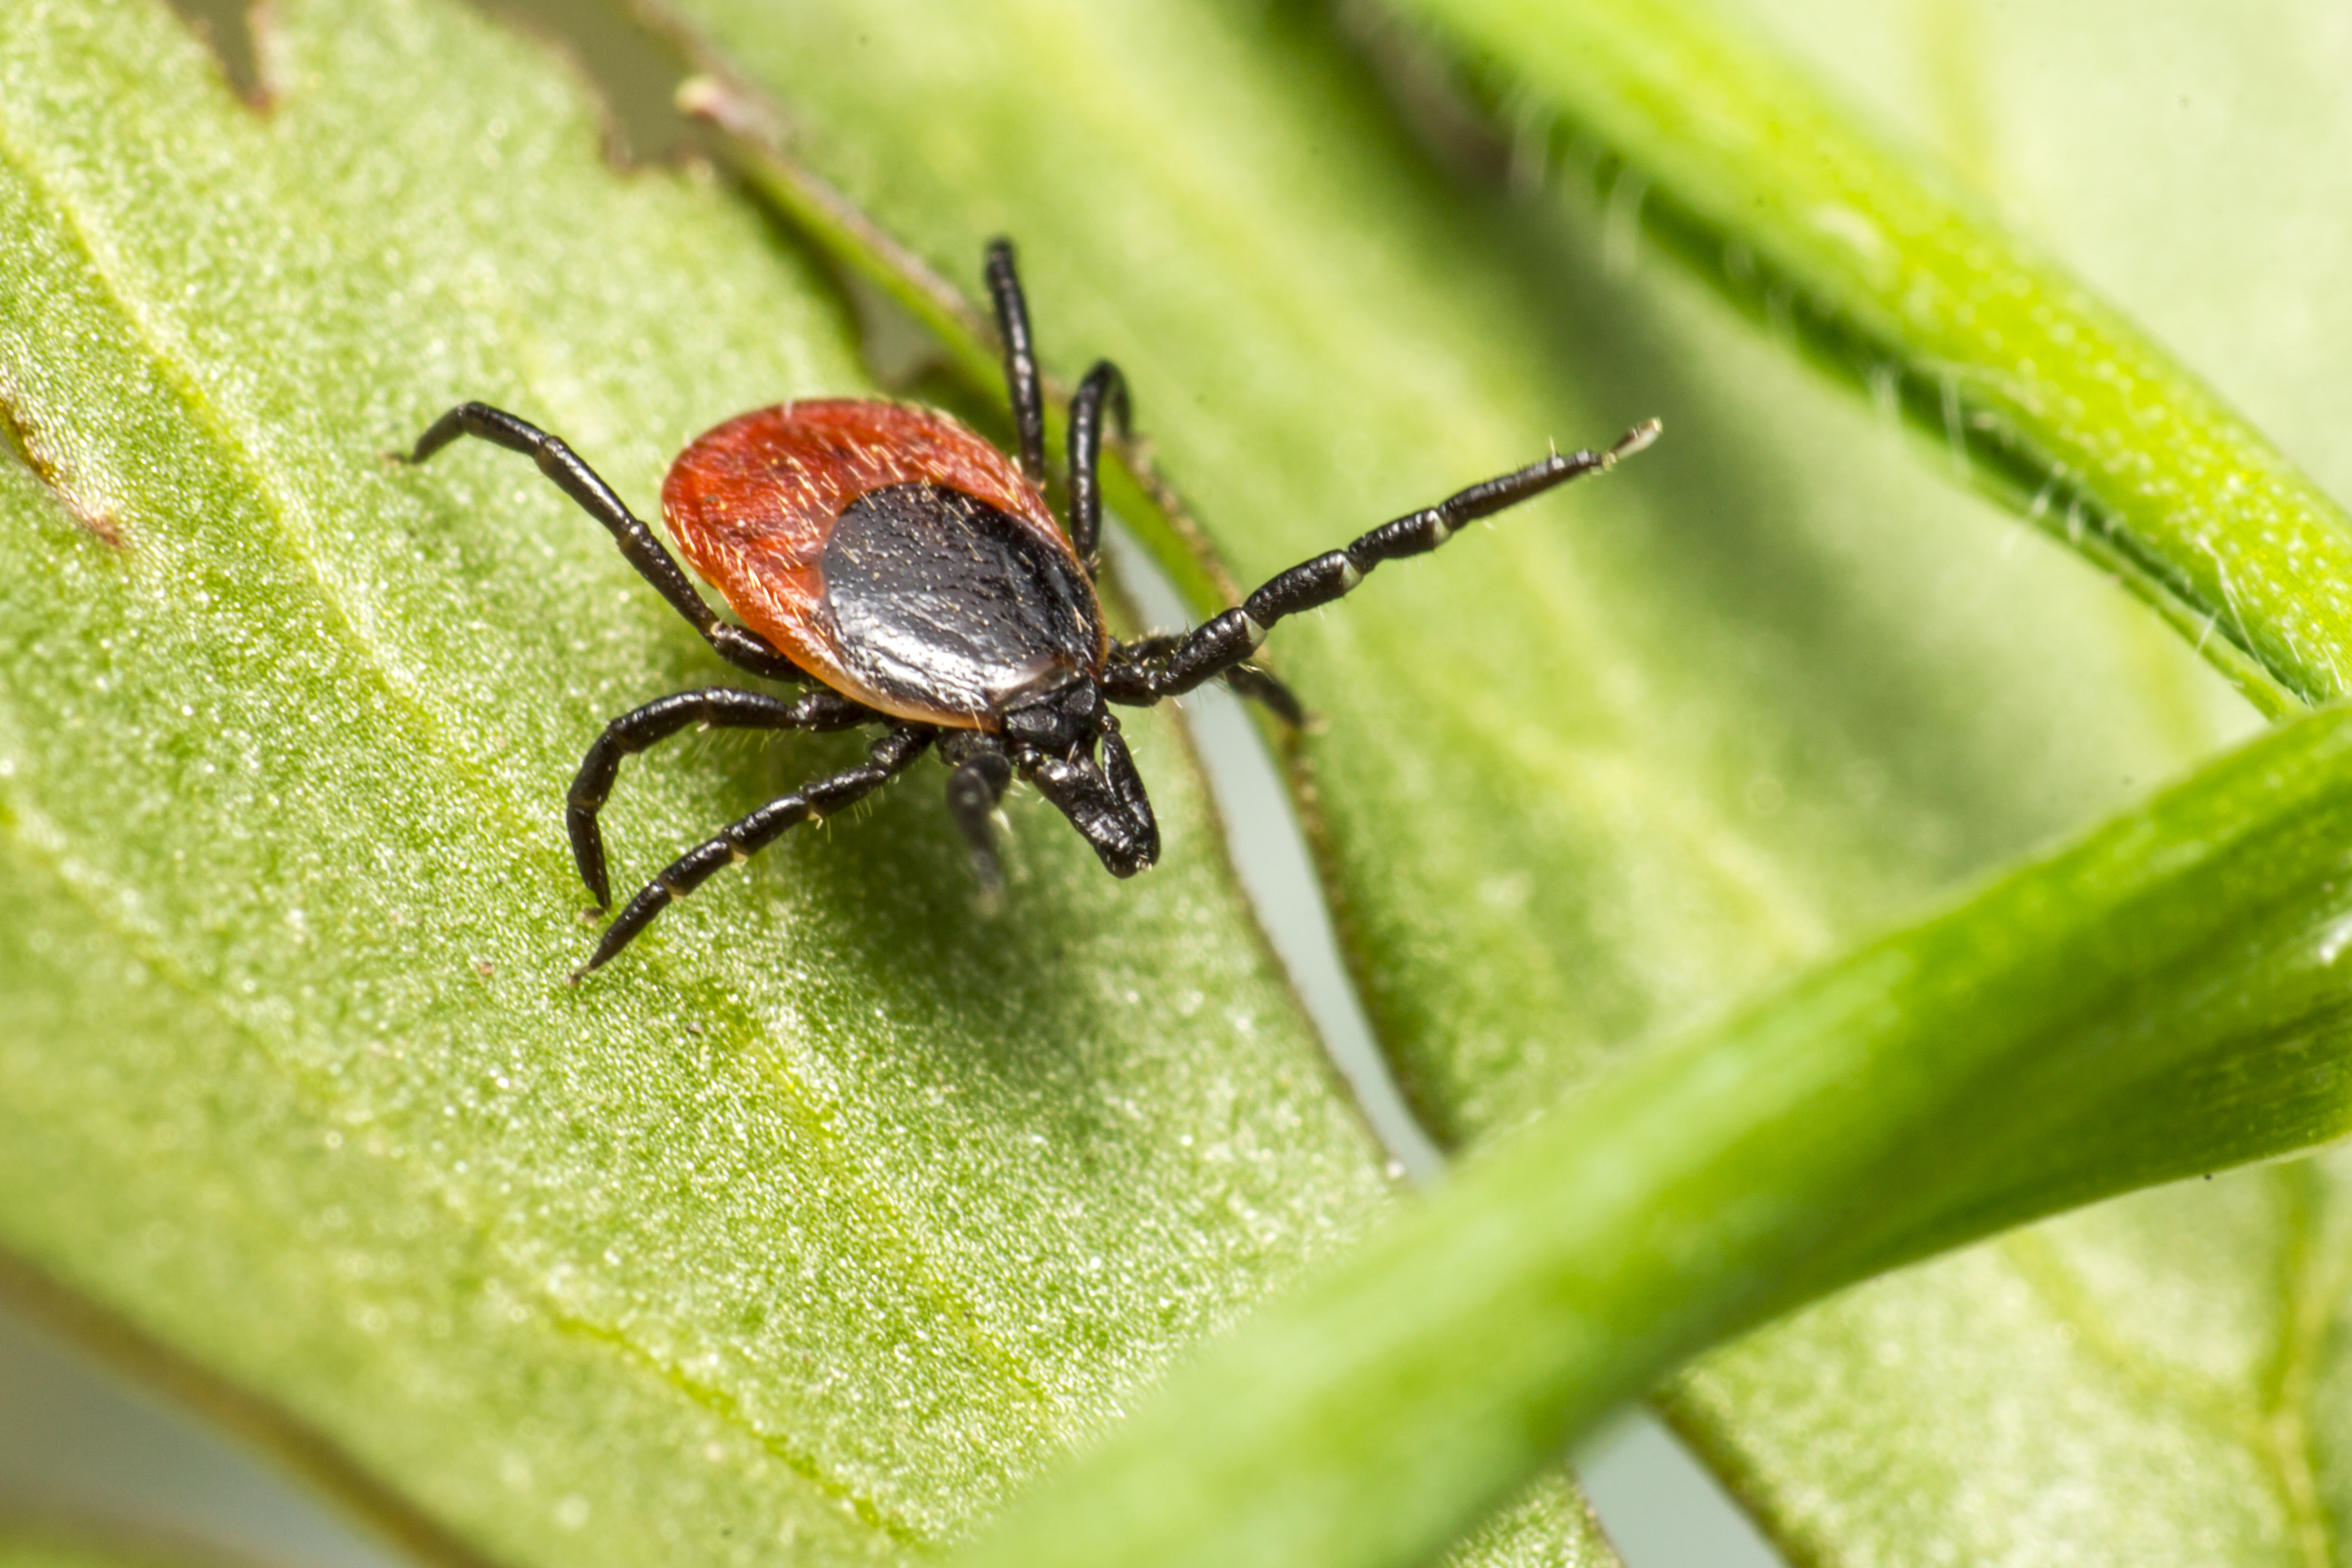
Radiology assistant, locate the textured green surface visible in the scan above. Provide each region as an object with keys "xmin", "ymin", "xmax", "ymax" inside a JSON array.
[
  {"xmin": 656, "ymin": 0, "xmax": 2352, "ymax": 1566},
  {"xmin": 14, "ymin": 1, "xmax": 2351, "ymax": 1566},
  {"xmin": 1630, "ymin": 5, "xmax": 2352, "ymax": 1565},
  {"xmin": 660, "ymin": 0, "xmax": 2238, "ymax": 1154},
  {"xmin": 1355, "ymin": 1, "xmax": 2352, "ymax": 1564},
  {"xmin": 0, "ymin": 2, "xmax": 1407, "ymax": 1565},
  {"xmin": 951, "ymin": 702, "xmax": 2352, "ymax": 1568},
  {"xmin": 1670, "ymin": 1151, "xmax": 2352, "ymax": 1568},
  {"xmin": 1397, "ymin": 0, "xmax": 2352, "ymax": 719}
]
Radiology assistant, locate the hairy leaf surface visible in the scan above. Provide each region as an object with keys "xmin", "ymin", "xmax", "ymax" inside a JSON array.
[{"xmin": 0, "ymin": 2, "xmax": 1408, "ymax": 1563}]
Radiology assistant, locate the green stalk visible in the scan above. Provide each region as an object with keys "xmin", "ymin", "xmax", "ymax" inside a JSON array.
[
  {"xmin": 670, "ymin": 69, "xmax": 1244, "ymax": 616},
  {"xmin": 952, "ymin": 699, "xmax": 2352, "ymax": 1568},
  {"xmin": 1388, "ymin": 0, "xmax": 2352, "ymax": 719}
]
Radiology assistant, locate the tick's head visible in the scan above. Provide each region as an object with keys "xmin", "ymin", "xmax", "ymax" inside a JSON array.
[{"xmin": 1000, "ymin": 675, "xmax": 1107, "ymax": 760}]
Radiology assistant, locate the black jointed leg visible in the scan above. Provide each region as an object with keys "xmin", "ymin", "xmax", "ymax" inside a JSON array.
[
  {"xmin": 984, "ymin": 240, "xmax": 1048, "ymax": 484},
  {"xmin": 1105, "ymin": 634, "xmax": 1306, "ymax": 725},
  {"xmin": 1066, "ymin": 360, "xmax": 1129, "ymax": 571},
  {"xmin": 403, "ymin": 402, "xmax": 806, "ymax": 683},
  {"xmin": 1216, "ymin": 663, "xmax": 1308, "ymax": 727},
  {"xmin": 568, "ymin": 686, "xmax": 878, "ymax": 909},
  {"xmin": 1137, "ymin": 419, "xmax": 1662, "ymax": 698},
  {"xmin": 578, "ymin": 725, "xmax": 935, "ymax": 977},
  {"xmin": 1101, "ymin": 634, "xmax": 1176, "ymax": 677},
  {"xmin": 939, "ymin": 732, "xmax": 1017, "ymax": 906}
]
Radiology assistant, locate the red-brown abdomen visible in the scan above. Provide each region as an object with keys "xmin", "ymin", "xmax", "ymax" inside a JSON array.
[{"xmin": 661, "ymin": 400, "xmax": 1098, "ymax": 727}]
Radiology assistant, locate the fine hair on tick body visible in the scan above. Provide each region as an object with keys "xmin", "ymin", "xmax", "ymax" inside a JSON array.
[{"xmin": 398, "ymin": 238, "xmax": 1659, "ymax": 977}]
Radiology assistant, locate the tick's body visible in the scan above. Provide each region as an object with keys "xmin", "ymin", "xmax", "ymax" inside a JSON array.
[
  {"xmin": 664, "ymin": 401, "xmax": 1105, "ymax": 727},
  {"xmin": 403, "ymin": 240, "xmax": 1656, "ymax": 975}
]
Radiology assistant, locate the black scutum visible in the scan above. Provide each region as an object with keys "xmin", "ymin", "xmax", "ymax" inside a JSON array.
[{"xmin": 821, "ymin": 482, "xmax": 1103, "ymax": 719}]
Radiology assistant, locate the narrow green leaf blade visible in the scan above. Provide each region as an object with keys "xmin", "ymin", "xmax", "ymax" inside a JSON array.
[
  {"xmin": 1389, "ymin": 0, "xmax": 2352, "ymax": 717},
  {"xmin": 1558, "ymin": 5, "xmax": 2352, "ymax": 1562},
  {"xmin": 0, "ymin": 1, "xmax": 1397, "ymax": 1563}
]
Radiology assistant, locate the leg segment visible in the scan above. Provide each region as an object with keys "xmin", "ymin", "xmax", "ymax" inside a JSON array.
[
  {"xmin": 568, "ymin": 686, "xmax": 876, "ymax": 909},
  {"xmin": 1216, "ymin": 663, "xmax": 1308, "ymax": 728},
  {"xmin": 1130, "ymin": 419, "xmax": 1661, "ymax": 698},
  {"xmin": 1105, "ymin": 633, "xmax": 1306, "ymax": 725},
  {"xmin": 984, "ymin": 239, "xmax": 1048, "ymax": 484},
  {"xmin": 402, "ymin": 402, "xmax": 804, "ymax": 683},
  {"xmin": 1066, "ymin": 360, "xmax": 1129, "ymax": 572},
  {"xmin": 578, "ymin": 725, "xmax": 934, "ymax": 977},
  {"xmin": 939, "ymin": 732, "xmax": 1016, "ymax": 907}
]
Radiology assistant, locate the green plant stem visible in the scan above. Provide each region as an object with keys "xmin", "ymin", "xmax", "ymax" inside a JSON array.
[
  {"xmin": 1388, "ymin": 0, "xmax": 2352, "ymax": 719},
  {"xmin": 671, "ymin": 70, "xmax": 1244, "ymax": 616},
  {"xmin": 953, "ymin": 698, "xmax": 2352, "ymax": 1568}
]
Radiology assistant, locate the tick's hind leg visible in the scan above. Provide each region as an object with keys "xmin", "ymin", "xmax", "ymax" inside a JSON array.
[
  {"xmin": 578, "ymin": 725, "xmax": 934, "ymax": 978},
  {"xmin": 568, "ymin": 686, "xmax": 876, "ymax": 908},
  {"xmin": 400, "ymin": 402, "xmax": 805, "ymax": 683},
  {"xmin": 1215, "ymin": 664, "xmax": 1307, "ymax": 727},
  {"xmin": 940, "ymin": 732, "xmax": 1016, "ymax": 910},
  {"xmin": 1107, "ymin": 633, "xmax": 1305, "ymax": 726}
]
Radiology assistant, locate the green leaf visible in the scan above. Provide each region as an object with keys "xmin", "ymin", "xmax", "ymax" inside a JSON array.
[
  {"xmin": 0, "ymin": 1532, "xmax": 186, "ymax": 1568},
  {"xmin": 653, "ymin": 0, "xmax": 2237, "ymax": 1154},
  {"xmin": 0, "ymin": 1, "xmax": 1409, "ymax": 1564},
  {"xmin": 1667, "ymin": 1150, "xmax": 2352, "ymax": 1568},
  {"xmin": 1338, "ymin": 1, "xmax": 2352, "ymax": 1563},
  {"xmin": 1388, "ymin": 0, "xmax": 2352, "ymax": 720},
  {"xmin": 953, "ymin": 699, "xmax": 2352, "ymax": 1568},
  {"xmin": 648, "ymin": 0, "xmax": 2352, "ymax": 1566},
  {"xmin": 1567, "ymin": 4, "xmax": 2352, "ymax": 1563}
]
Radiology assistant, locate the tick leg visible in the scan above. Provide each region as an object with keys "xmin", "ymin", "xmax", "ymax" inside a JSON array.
[
  {"xmin": 1216, "ymin": 664, "xmax": 1308, "ymax": 727},
  {"xmin": 1106, "ymin": 634, "xmax": 1306, "ymax": 726},
  {"xmin": 568, "ymin": 686, "xmax": 876, "ymax": 909},
  {"xmin": 1133, "ymin": 419, "xmax": 1661, "ymax": 698},
  {"xmin": 402, "ymin": 402, "xmax": 806, "ymax": 683},
  {"xmin": 939, "ymin": 733, "xmax": 1016, "ymax": 909},
  {"xmin": 984, "ymin": 239, "xmax": 1048, "ymax": 484},
  {"xmin": 578, "ymin": 725, "xmax": 934, "ymax": 977},
  {"xmin": 1066, "ymin": 360, "xmax": 1128, "ymax": 573}
]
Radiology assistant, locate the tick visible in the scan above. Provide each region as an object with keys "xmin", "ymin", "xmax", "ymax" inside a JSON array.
[{"xmin": 401, "ymin": 239, "xmax": 1658, "ymax": 976}]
